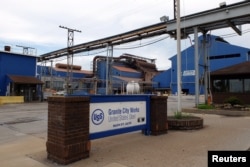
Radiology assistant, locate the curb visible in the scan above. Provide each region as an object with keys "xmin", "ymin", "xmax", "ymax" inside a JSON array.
[{"xmin": 182, "ymin": 108, "xmax": 250, "ymax": 117}]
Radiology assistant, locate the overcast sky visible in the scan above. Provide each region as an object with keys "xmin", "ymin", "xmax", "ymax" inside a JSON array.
[{"xmin": 0, "ymin": 0, "xmax": 249, "ymax": 70}]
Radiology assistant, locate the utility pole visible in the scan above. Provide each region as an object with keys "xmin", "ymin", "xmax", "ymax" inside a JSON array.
[
  {"xmin": 194, "ymin": 27, "xmax": 200, "ymax": 107},
  {"xmin": 59, "ymin": 25, "xmax": 81, "ymax": 95},
  {"xmin": 175, "ymin": 0, "xmax": 182, "ymax": 112}
]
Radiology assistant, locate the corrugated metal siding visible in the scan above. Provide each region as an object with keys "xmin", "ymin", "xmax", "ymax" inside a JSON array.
[
  {"xmin": 0, "ymin": 52, "xmax": 37, "ymax": 96},
  {"xmin": 113, "ymin": 66, "xmax": 140, "ymax": 73},
  {"xmin": 153, "ymin": 35, "xmax": 250, "ymax": 95}
]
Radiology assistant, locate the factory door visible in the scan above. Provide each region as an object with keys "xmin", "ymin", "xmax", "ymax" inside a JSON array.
[
  {"xmin": 14, "ymin": 84, "xmax": 36, "ymax": 102},
  {"xmin": 23, "ymin": 85, "xmax": 36, "ymax": 102}
]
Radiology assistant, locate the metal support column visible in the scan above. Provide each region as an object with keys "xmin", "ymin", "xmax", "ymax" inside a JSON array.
[
  {"xmin": 59, "ymin": 25, "xmax": 81, "ymax": 95},
  {"xmin": 106, "ymin": 44, "xmax": 113, "ymax": 95},
  {"xmin": 50, "ymin": 60, "xmax": 53, "ymax": 89},
  {"xmin": 176, "ymin": 0, "xmax": 182, "ymax": 112},
  {"xmin": 194, "ymin": 27, "xmax": 199, "ymax": 107},
  {"xmin": 203, "ymin": 33, "xmax": 208, "ymax": 104}
]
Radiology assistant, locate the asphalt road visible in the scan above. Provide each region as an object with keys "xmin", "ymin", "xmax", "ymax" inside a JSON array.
[{"xmin": 0, "ymin": 95, "xmax": 249, "ymax": 167}]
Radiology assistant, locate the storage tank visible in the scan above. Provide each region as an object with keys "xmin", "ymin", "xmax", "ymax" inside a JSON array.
[{"xmin": 126, "ymin": 81, "xmax": 140, "ymax": 94}]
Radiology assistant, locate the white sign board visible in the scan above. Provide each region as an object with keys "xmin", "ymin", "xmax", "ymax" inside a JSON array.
[
  {"xmin": 90, "ymin": 101, "xmax": 146, "ymax": 133},
  {"xmin": 183, "ymin": 70, "xmax": 195, "ymax": 76}
]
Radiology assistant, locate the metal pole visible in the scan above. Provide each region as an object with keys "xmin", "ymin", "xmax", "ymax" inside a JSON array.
[
  {"xmin": 194, "ymin": 27, "xmax": 199, "ymax": 107},
  {"xmin": 176, "ymin": 0, "xmax": 182, "ymax": 112},
  {"xmin": 105, "ymin": 44, "xmax": 114, "ymax": 95},
  {"xmin": 106, "ymin": 44, "xmax": 109, "ymax": 95},
  {"xmin": 203, "ymin": 33, "xmax": 208, "ymax": 104},
  {"xmin": 50, "ymin": 60, "xmax": 53, "ymax": 90}
]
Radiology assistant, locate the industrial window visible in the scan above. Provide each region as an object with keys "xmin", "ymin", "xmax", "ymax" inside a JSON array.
[
  {"xmin": 45, "ymin": 81, "xmax": 50, "ymax": 88},
  {"xmin": 212, "ymin": 79, "xmax": 228, "ymax": 92},
  {"xmin": 244, "ymin": 79, "xmax": 250, "ymax": 92},
  {"xmin": 229, "ymin": 79, "xmax": 243, "ymax": 93},
  {"xmin": 209, "ymin": 53, "xmax": 240, "ymax": 60},
  {"xmin": 53, "ymin": 81, "xmax": 64, "ymax": 90},
  {"xmin": 213, "ymin": 78, "xmax": 250, "ymax": 93}
]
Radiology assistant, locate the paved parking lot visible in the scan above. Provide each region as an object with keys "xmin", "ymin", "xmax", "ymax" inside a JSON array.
[{"xmin": 0, "ymin": 96, "xmax": 249, "ymax": 167}]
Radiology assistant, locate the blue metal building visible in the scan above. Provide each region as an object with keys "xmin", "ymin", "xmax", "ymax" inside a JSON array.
[
  {"xmin": 37, "ymin": 54, "xmax": 152, "ymax": 95},
  {"xmin": 153, "ymin": 35, "xmax": 250, "ymax": 95},
  {"xmin": 37, "ymin": 63, "xmax": 93, "ymax": 93},
  {"xmin": 0, "ymin": 49, "xmax": 43, "ymax": 101},
  {"xmin": 93, "ymin": 54, "xmax": 157, "ymax": 94},
  {"xmin": 95, "ymin": 59, "xmax": 143, "ymax": 94}
]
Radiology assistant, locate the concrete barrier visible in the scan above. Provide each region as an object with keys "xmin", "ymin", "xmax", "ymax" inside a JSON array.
[{"xmin": 0, "ymin": 96, "xmax": 24, "ymax": 105}]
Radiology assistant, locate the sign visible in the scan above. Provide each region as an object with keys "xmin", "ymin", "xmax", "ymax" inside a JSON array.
[
  {"xmin": 183, "ymin": 70, "xmax": 195, "ymax": 76},
  {"xmin": 90, "ymin": 101, "xmax": 146, "ymax": 134}
]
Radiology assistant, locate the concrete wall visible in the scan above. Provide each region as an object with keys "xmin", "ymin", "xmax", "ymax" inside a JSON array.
[{"xmin": 0, "ymin": 96, "xmax": 24, "ymax": 105}]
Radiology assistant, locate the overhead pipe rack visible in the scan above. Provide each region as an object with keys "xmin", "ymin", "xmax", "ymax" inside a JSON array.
[{"xmin": 38, "ymin": 0, "xmax": 250, "ymax": 62}]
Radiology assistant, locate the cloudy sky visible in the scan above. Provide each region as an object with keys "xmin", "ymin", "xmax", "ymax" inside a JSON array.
[{"xmin": 0, "ymin": 0, "xmax": 249, "ymax": 70}]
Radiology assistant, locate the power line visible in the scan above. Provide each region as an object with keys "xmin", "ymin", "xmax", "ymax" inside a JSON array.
[
  {"xmin": 54, "ymin": 34, "xmax": 169, "ymax": 62},
  {"xmin": 114, "ymin": 35, "xmax": 169, "ymax": 50},
  {"xmin": 53, "ymin": 27, "xmax": 250, "ymax": 63},
  {"xmin": 220, "ymin": 28, "xmax": 250, "ymax": 38}
]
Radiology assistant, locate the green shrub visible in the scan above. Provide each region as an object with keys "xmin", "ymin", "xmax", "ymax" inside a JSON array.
[
  {"xmin": 198, "ymin": 104, "xmax": 214, "ymax": 109},
  {"xmin": 174, "ymin": 111, "xmax": 182, "ymax": 119},
  {"xmin": 224, "ymin": 96, "xmax": 242, "ymax": 106},
  {"xmin": 174, "ymin": 111, "xmax": 190, "ymax": 119}
]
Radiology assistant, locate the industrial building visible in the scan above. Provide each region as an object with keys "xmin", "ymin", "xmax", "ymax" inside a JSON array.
[
  {"xmin": 92, "ymin": 53, "xmax": 158, "ymax": 94},
  {"xmin": 2, "ymin": 33, "xmax": 247, "ymax": 98},
  {"xmin": 38, "ymin": 53, "xmax": 158, "ymax": 95},
  {"xmin": 37, "ymin": 63, "xmax": 92, "ymax": 93},
  {"xmin": 153, "ymin": 34, "xmax": 250, "ymax": 95},
  {"xmin": 0, "ymin": 46, "xmax": 43, "ymax": 102},
  {"xmin": 35, "ymin": 0, "xmax": 250, "ymax": 101},
  {"xmin": 1, "ymin": 35, "xmax": 249, "ymax": 102}
]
